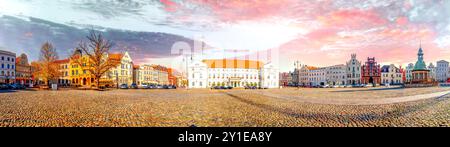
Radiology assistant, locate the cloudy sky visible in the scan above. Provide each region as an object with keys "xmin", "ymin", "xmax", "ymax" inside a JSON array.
[{"xmin": 1, "ymin": 0, "xmax": 450, "ymax": 71}]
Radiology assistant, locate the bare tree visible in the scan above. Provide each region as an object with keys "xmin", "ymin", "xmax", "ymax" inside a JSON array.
[
  {"xmin": 33, "ymin": 42, "xmax": 60, "ymax": 86},
  {"xmin": 71, "ymin": 30, "xmax": 120, "ymax": 88}
]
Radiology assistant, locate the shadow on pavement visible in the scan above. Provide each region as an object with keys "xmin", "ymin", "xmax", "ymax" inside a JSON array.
[
  {"xmin": 0, "ymin": 90, "xmax": 17, "ymax": 93},
  {"xmin": 222, "ymin": 91, "xmax": 442, "ymax": 125}
]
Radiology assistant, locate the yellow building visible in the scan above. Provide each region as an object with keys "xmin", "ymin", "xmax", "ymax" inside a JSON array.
[{"xmin": 69, "ymin": 49, "xmax": 96, "ymax": 87}]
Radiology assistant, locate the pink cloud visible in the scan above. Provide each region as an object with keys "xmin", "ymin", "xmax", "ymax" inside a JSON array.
[
  {"xmin": 396, "ymin": 17, "xmax": 409, "ymax": 26},
  {"xmin": 160, "ymin": 0, "xmax": 180, "ymax": 12},
  {"xmin": 319, "ymin": 9, "xmax": 388, "ymax": 30}
]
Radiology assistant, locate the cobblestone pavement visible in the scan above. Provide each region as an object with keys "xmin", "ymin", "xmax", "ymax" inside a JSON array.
[{"xmin": 0, "ymin": 88, "xmax": 449, "ymax": 127}]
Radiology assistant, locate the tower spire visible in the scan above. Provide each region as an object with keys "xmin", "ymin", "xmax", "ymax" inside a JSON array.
[{"xmin": 420, "ymin": 39, "xmax": 422, "ymax": 49}]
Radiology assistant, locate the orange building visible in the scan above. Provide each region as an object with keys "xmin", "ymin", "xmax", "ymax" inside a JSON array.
[{"xmin": 167, "ymin": 68, "xmax": 178, "ymax": 86}]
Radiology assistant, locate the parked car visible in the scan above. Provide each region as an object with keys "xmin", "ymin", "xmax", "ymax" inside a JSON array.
[
  {"xmin": 0, "ymin": 84, "xmax": 10, "ymax": 90},
  {"xmin": 245, "ymin": 86, "xmax": 257, "ymax": 89},
  {"xmin": 168, "ymin": 85, "xmax": 177, "ymax": 89},
  {"xmin": 148, "ymin": 84, "xmax": 157, "ymax": 89},
  {"xmin": 15, "ymin": 84, "xmax": 26, "ymax": 89},
  {"xmin": 140, "ymin": 84, "xmax": 149, "ymax": 89},
  {"xmin": 130, "ymin": 83, "xmax": 138, "ymax": 89},
  {"xmin": 319, "ymin": 85, "xmax": 330, "ymax": 88},
  {"xmin": 119, "ymin": 84, "xmax": 128, "ymax": 89}
]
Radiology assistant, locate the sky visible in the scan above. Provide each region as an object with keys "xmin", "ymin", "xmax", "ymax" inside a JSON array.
[{"xmin": 0, "ymin": 0, "xmax": 450, "ymax": 72}]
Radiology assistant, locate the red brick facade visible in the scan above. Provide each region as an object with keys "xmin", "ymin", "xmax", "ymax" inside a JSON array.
[{"xmin": 361, "ymin": 57, "xmax": 381, "ymax": 85}]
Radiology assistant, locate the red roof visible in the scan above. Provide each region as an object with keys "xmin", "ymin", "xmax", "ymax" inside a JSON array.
[
  {"xmin": 202, "ymin": 59, "xmax": 263, "ymax": 69},
  {"xmin": 109, "ymin": 53, "xmax": 123, "ymax": 60},
  {"xmin": 54, "ymin": 59, "xmax": 70, "ymax": 64}
]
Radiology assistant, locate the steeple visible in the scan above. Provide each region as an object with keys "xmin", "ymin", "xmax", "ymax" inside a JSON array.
[{"xmin": 413, "ymin": 43, "xmax": 428, "ymax": 71}]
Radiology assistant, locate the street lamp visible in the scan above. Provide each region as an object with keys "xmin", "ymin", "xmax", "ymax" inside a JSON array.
[{"xmin": 116, "ymin": 72, "xmax": 119, "ymax": 89}]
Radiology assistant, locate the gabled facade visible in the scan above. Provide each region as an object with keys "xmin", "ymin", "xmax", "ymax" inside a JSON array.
[{"xmin": 381, "ymin": 64, "xmax": 403, "ymax": 85}]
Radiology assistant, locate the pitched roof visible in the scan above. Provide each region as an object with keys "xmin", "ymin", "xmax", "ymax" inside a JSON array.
[
  {"xmin": 151, "ymin": 65, "xmax": 168, "ymax": 71},
  {"xmin": 305, "ymin": 66, "xmax": 318, "ymax": 70},
  {"xmin": 109, "ymin": 53, "xmax": 123, "ymax": 60},
  {"xmin": 381, "ymin": 65, "xmax": 390, "ymax": 72},
  {"xmin": 202, "ymin": 59, "xmax": 263, "ymax": 69}
]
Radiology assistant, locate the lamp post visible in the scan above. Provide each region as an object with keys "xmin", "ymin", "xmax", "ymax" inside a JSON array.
[{"xmin": 116, "ymin": 72, "xmax": 119, "ymax": 89}]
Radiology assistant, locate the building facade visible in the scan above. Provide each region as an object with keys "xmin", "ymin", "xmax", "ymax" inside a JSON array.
[
  {"xmin": 15, "ymin": 53, "xmax": 33, "ymax": 85},
  {"xmin": 428, "ymin": 63, "xmax": 436, "ymax": 80},
  {"xmin": 167, "ymin": 68, "xmax": 178, "ymax": 86},
  {"xmin": 279, "ymin": 72, "xmax": 290, "ymax": 86},
  {"xmin": 107, "ymin": 52, "xmax": 133, "ymax": 86},
  {"xmin": 134, "ymin": 64, "xmax": 170, "ymax": 85},
  {"xmin": 0, "ymin": 50, "xmax": 16, "ymax": 84},
  {"xmin": 69, "ymin": 49, "xmax": 96, "ymax": 87},
  {"xmin": 326, "ymin": 64, "xmax": 347, "ymax": 86},
  {"xmin": 152, "ymin": 65, "xmax": 169, "ymax": 85},
  {"xmin": 346, "ymin": 54, "xmax": 362, "ymax": 85},
  {"xmin": 361, "ymin": 57, "xmax": 381, "ymax": 86},
  {"xmin": 381, "ymin": 64, "xmax": 403, "ymax": 85},
  {"xmin": 54, "ymin": 59, "xmax": 70, "ymax": 85},
  {"xmin": 299, "ymin": 65, "xmax": 316, "ymax": 86},
  {"xmin": 308, "ymin": 67, "xmax": 327, "ymax": 86},
  {"xmin": 188, "ymin": 59, "xmax": 278, "ymax": 88},
  {"xmin": 436, "ymin": 60, "xmax": 449, "ymax": 82}
]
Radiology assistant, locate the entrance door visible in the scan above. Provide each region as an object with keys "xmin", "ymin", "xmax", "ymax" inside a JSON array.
[
  {"xmin": 83, "ymin": 78, "xmax": 87, "ymax": 85},
  {"xmin": 369, "ymin": 77, "xmax": 374, "ymax": 84}
]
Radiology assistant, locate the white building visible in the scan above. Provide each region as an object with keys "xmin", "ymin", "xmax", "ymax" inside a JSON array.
[
  {"xmin": 260, "ymin": 63, "xmax": 279, "ymax": 88},
  {"xmin": 346, "ymin": 54, "xmax": 362, "ymax": 85},
  {"xmin": 405, "ymin": 63, "xmax": 414, "ymax": 83},
  {"xmin": 187, "ymin": 59, "xmax": 278, "ymax": 88},
  {"xmin": 436, "ymin": 60, "xmax": 449, "ymax": 82},
  {"xmin": 308, "ymin": 67, "xmax": 327, "ymax": 86},
  {"xmin": 381, "ymin": 64, "xmax": 403, "ymax": 85},
  {"xmin": 0, "ymin": 50, "xmax": 16, "ymax": 84},
  {"xmin": 106, "ymin": 51, "xmax": 134, "ymax": 86},
  {"xmin": 299, "ymin": 65, "xmax": 316, "ymax": 86},
  {"xmin": 326, "ymin": 64, "xmax": 347, "ymax": 86}
]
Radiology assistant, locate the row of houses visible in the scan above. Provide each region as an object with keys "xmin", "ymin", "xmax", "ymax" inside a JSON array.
[
  {"xmin": 0, "ymin": 49, "xmax": 178, "ymax": 87},
  {"xmin": 282, "ymin": 46, "xmax": 445, "ymax": 87},
  {"xmin": 0, "ymin": 50, "xmax": 34, "ymax": 85},
  {"xmin": 54, "ymin": 49, "xmax": 178, "ymax": 87},
  {"xmin": 285, "ymin": 54, "xmax": 395, "ymax": 87}
]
